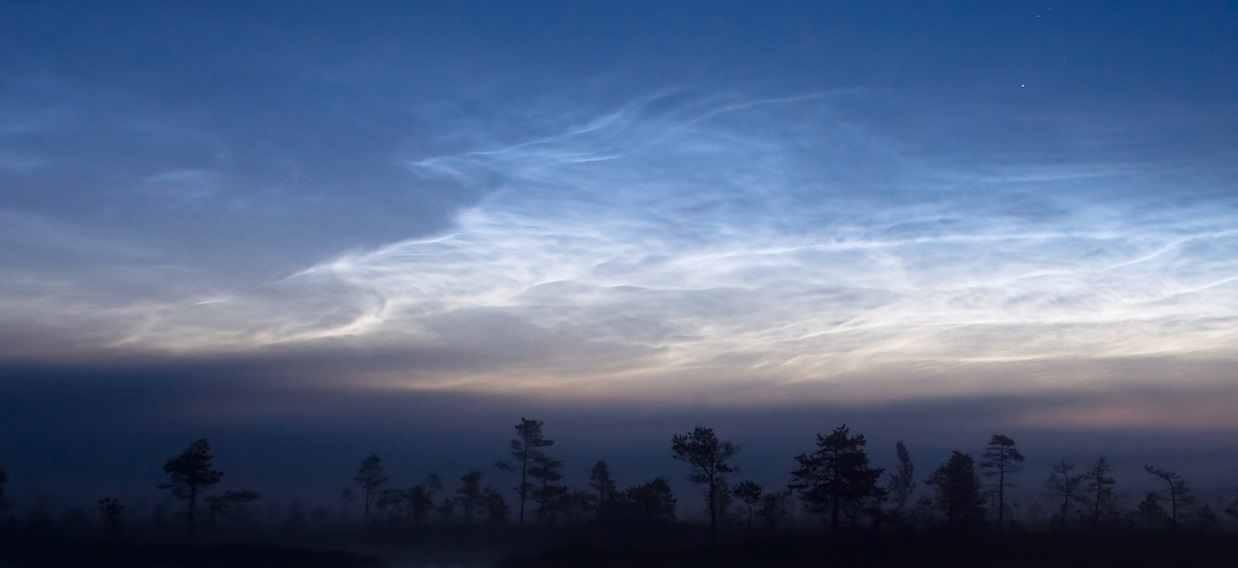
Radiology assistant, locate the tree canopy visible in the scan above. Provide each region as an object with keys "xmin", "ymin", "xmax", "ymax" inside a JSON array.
[
  {"xmin": 672, "ymin": 426, "xmax": 738, "ymax": 539},
  {"xmin": 789, "ymin": 424, "xmax": 886, "ymax": 530}
]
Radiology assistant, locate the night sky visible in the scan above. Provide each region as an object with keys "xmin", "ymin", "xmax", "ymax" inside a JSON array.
[{"xmin": 3, "ymin": 2, "xmax": 1238, "ymax": 510}]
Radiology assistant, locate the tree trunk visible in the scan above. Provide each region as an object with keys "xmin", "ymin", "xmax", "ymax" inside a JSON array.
[
  {"xmin": 188, "ymin": 484, "xmax": 198, "ymax": 537},
  {"xmin": 708, "ymin": 477, "xmax": 717, "ymax": 542},
  {"xmin": 1169, "ymin": 490, "xmax": 1177, "ymax": 529},
  {"xmin": 1061, "ymin": 494, "xmax": 1069, "ymax": 527},
  {"xmin": 830, "ymin": 493, "xmax": 840, "ymax": 531},
  {"xmin": 829, "ymin": 458, "xmax": 840, "ymax": 531},
  {"xmin": 519, "ymin": 454, "xmax": 528, "ymax": 524},
  {"xmin": 997, "ymin": 465, "xmax": 1006, "ymax": 529}
]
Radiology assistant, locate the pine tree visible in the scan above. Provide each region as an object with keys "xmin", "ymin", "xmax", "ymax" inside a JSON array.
[
  {"xmin": 455, "ymin": 470, "xmax": 484, "ymax": 524},
  {"xmin": 671, "ymin": 426, "xmax": 738, "ymax": 541},
  {"xmin": 205, "ymin": 489, "xmax": 260, "ymax": 526},
  {"xmin": 980, "ymin": 434, "xmax": 1024, "ymax": 529},
  {"xmin": 529, "ymin": 453, "xmax": 567, "ymax": 524},
  {"xmin": 789, "ymin": 424, "xmax": 885, "ymax": 530},
  {"xmin": 887, "ymin": 441, "xmax": 916, "ymax": 514},
  {"xmin": 1145, "ymin": 465, "xmax": 1192, "ymax": 529},
  {"xmin": 1044, "ymin": 460, "xmax": 1084, "ymax": 527},
  {"xmin": 97, "ymin": 497, "xmax": 125, "ymax": 534},
  {"xmin": 499, "ymin": 418, "xmax": 555, "ymax": 524},
  {"xmin": 410, "ymin": 475, "xmax": 440, "ymax": 526},
  {"xmin": 623, "ymin": 478, "xmax": 677, "ymax": 523},
  {"xmin": 732, "ymin": 480, "xmax": 763, "ymax": 529},
  {"xmin": 926, "ymin": 451, "xmax": 984, "ymax": 529},
  {"xmin": 482, "ymin": 486, "xmax": 509, "ymax": 524},
  {"xmin": 589, "ymin": 460, "xmax": 618, "ymax": 511},
  {"xmin": 1083, "ymin": 457, "xmax": 1117, "ymax": 527},
  {"xmin": 354, "ymin": 453, "xmax": 388, "ymax": 521},
  {"xmin": 159, "ymin": 439, "xmax": 223, "ymax": 536}
]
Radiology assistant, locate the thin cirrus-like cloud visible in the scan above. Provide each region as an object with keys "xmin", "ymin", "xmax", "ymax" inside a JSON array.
[{"xmin": 93, "ymin": 89, "xmax": 1238, "ymax": 400}]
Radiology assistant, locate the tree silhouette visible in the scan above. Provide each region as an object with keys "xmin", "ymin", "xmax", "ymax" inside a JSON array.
[
  {"xmin": 529, "ymin": 453, "xmax": 567, "ymax": 524},
  {"xmin": 159, "ymin": 438, "xmax": 223, "ymax": 536},
  {"xmin": 887, "ymin": 440, "xmax": 916, "ymax": 515},
  {"xmin": 671, "ymin": 426, "xmax": 738, "ymax": 540},
  {"xmin": 205, "ymin": 489, "xmax": 260, "ymax": 526},
  {"xmin": 711, "ymin": 482, "xmax": 734, "ymax": 527},
  {"xmin": 561, "ymin": 489, "xmax": 598, "ymax": 523},
  {"xmin": 436, "ymin": 493, "xmax": 456, "ymax": 523},
  {"xmin": 409, "ymin": 487, "xmax": 433, "ymax": 526},
  {"xmin": 354, "ymin": 453, "xmax": 388, "ymax": 522},
  {"xmin": 406, "ymin": 486, "xmax": 430, "ymax": 525},
  {"xmin": 1192, "ymin": 503, "xmax": 1219, "ymax": 531},
  {"xmin": 96, "ymin": 497, "xmax": 124, "ymax": 534},
  {"xmin": 589, "ymin": 460, "xmax": 617, "ymax": 513},
  {"xmin": 407, "ymin": 473, "xmax": 443, "ymax": 526},
  {"xmin": 1144, "ymin": 465, "xmax": 1191, "ymax": 529},
  {"xmin": 622, "ymin": 478, "xmax": 677, "ymax": 523},
  {"xmin": 980, "ymin": 434, "xmax": 1024, "ymax": 529},
  {"xmin": 926, "ymin": 451, "xmax": 984, "ymax": 529},
  {"xmin": 376, "ymin": 488, "xmax": 410, "ymax": 522},
  {"xmin": 1044, "ymin": 460, "xmax": 1084, "ymax": 527},
  {"xmin": 483, "ymin": 486, "xmax": 509, "ymax": 524},
  {"xmin": 456, "ymin": 470, "xmax": 484, "ymax": 524},
  {"xmin": 1136, "ymin": 491, "xmax": 1170, "ymax": 529},
  {"xmin": 1021, "ymin": 496, "xmax": 1048, "ymax": 525},
  {"xmin": 499, "ymin": 418, "xmax": 555, "ymax": 525},
  {"xmin": 1083, "ymin": 457, "xmax": 1117, "ymax": 527},
  {"xmin": 789, "ymin": 424, "xmax": 885, "ymax": 531},
  {"xmin": 757, "ymin": 489, "xmax": 792, "ymax": 530},
  {"xmin": 732, "ymin": 480, "xmax": 762, "ymax": 529}
]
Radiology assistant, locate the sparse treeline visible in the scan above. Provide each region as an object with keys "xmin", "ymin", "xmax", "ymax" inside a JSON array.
[{"xmin": 2, "ymin": 422, "xmax": 1237, "ymax": 539}]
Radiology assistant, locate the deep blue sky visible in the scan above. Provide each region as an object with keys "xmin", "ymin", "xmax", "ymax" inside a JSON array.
[{"xmin": 2, "ymin": 2, "xmax": 1238, "ymax": 512}]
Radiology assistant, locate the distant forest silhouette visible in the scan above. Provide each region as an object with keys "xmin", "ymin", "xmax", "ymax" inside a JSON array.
[{"xmin": 2, "ymin": 418, "xmax": 1237, "ymax": 567}]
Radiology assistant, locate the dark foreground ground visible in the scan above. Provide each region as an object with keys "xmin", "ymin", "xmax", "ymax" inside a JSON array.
[
  {"xmin": 0, "ymin": 541, "xmax": 382, "ymax": 568},
  {"xmin": 3, "ymin": 526, "xmax": 1235, "ymax": 567},
  {"xmin": 499, "ymin": 528, "xmax": 1238, "ymax": 567}
]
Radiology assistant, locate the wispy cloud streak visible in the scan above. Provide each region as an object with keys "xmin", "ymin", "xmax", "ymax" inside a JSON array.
[
  {"xmin": 89, "ymin": 91, "xmax": 1238, "ymax": 396},
  {"xmin": 7, "ymin": 87, "xmax": 1237, "ymax": 402}
]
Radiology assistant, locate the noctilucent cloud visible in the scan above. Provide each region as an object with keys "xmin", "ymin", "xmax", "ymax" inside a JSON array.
[{"xmin": 3, "ymin": 1, "xmax": 1237, "ymax": 432}]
